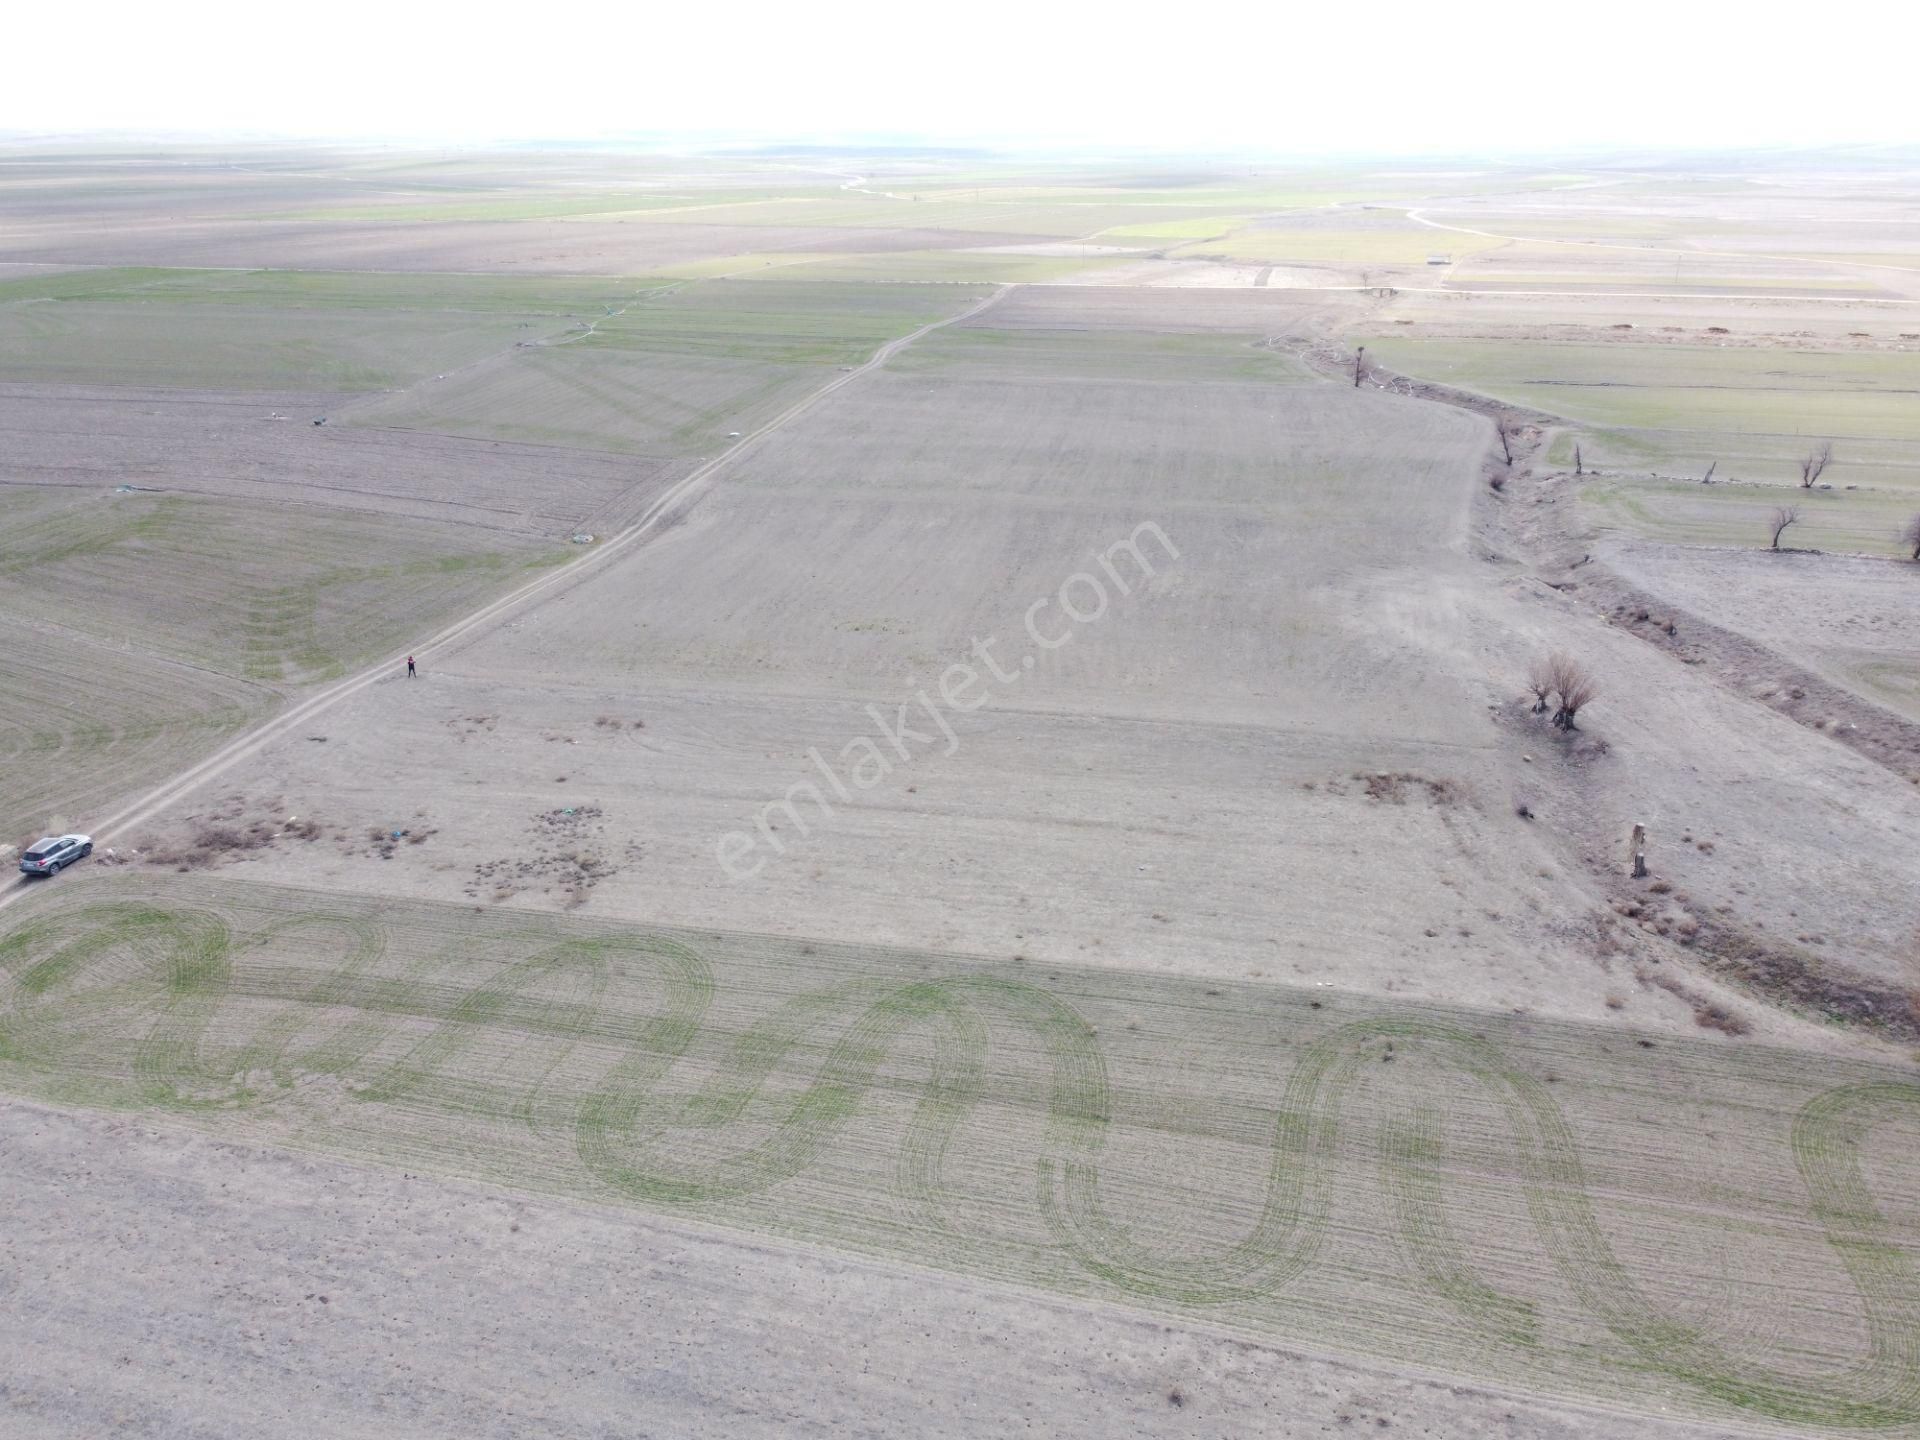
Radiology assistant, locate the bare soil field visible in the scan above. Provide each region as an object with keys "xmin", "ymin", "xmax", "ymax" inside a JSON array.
[
  {"xmin": 166, "ymin": 294, "xmax": 1814, "ymax": 1050},
  {"xmin": 1, "ymin": 1106, "xmax": 1747, "ymax": 1440},
  {"xmin": 1603, "ymin": 541, "xmax": 1920, "ymax": 721},
  {"xmin": 3, "ymin": 874, "xmax": 1916, "ymax": 1434}
]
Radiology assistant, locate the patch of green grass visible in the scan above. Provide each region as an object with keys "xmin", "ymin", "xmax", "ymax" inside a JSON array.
[
  {"xmin": 1170, "ymin": 222, "xmax": 1504, "ymax": 266},
  {"xmin": 1100, "ymin": 213, "xmax": 1255, "ymax": 241},
  {"xmin": 890, "ymin": 326, "xmax": 1309, "ymax": 383},
  {"xmin": 0, "ymin": 267, "xmax": 658, "ymax": 314},
  {"xmin": 0, "ymin": 489, "xmax": 565, "ymax": 684},
  {"xmin": 0, "ymin": 301, "xmax": 552, "ymax": 390},
  {"xmin": 1582, "ymin": 476, "xmax": 1917, "ymax": 553},
  {"xmin": 583, "ymin": 278, "xmax": 996, "ymax": 367},
  {"xmin": 1364, "ymin": 338, "xmax": 1920, "ymax": 441},
  {"xmin": 0, "ymin": 619, "xmax": 269, "ymax": 844},
  {"xmin": 262, "ymin": 189, "xmax": 807, "ymax": 224},
  {"xmin": 745, "ymin": 250, "xmax": 1133, "ymax": 284}
]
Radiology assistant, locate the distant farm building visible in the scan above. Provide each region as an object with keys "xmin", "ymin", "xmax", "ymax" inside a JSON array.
[{"xmin": 1426, "ymin": 253, "xmax": 1451, "ymax": 265}]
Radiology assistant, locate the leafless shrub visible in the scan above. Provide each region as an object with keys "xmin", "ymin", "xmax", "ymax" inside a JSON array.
[
  {"xmin": 1903, "ymin": 512, "xmax": 1920, "ymax": 562},
  {"xmin": 1544, "ymin": 652, "xmax": 1598, "ymax": 731},
  {"xmin": 1526, "ymin": 657, "xmax": 1555, "ymax": 713},
  {"xmin": 1768, "ymin": 505, "xmax": 1800, "ymax": 550},
  {"xmin": 1799, "ymin": 442, "xmax": 1832, "ymax": 488}
]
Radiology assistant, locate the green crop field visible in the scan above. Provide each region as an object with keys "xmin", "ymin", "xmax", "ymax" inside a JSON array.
[
  {"xmin": 3, "ymin": 875, "xmax": 1917, "ymax": 1434},
  {"xmin": 0, "ymin": 302, "xmax": 535, "ymax": 391},
  {"xmin": 0, "ymin": 268, "xmax": 665, "ymax": 390},
  {"xmin": 0, "ymin": 624, "xmax": 269, "ymax": 845},
  {"xmin": 578, "ymin": 278, "xmax": 997, "ymax": 366},
  {"xmin": 1580, "ymin": 476, "xmax": 1920, "ymax": 554},
  {"xmin": 0, "ymin": 488, "xmax": 565, "ymax": 684},
  {"xmin": 0, "ymin": 267, "xmax": 658, "ymax": 313},
  {"xmin": 890, "ymin": 325, "xmax": 1311, "ymax": 383},
  {"xmin": 1362, "ymin": 338, "xmax": 1920, "ymax": 438},
  {"xmin": 1172, "ymin": 221, "xmax": 1505, "ymax": 266},
  {"xmin": 1360, "ymin": 337, "xmax": 1920, "ymax": 553},
  {"xmin": 261, "ymin": 189, "xmax": 810, "ymax": 224},
  {"xmin": 689, "ymin": 249, "xmax": 1134, "ymax": 284}
]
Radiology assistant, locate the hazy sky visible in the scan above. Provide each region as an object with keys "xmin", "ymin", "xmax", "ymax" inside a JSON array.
[{"xmin": 8, "ymin": 0, "xmax": 1916, "ymax": 153}]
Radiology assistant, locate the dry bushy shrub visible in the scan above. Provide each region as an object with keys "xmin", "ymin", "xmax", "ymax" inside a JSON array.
[
  {"xmin": 1903, "ymin": 512, "xmax": 1920, "ymax": 562},
  {"xmin": 1544, "ymin": 653, "xmax": 1598, "ymax": 731},
  {"xmin": 1526, "ymin": 657, "xmax": 1555, "ymax": 714}
]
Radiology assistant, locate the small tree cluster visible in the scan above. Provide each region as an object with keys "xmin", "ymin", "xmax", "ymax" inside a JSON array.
[
  {"xmin": 1903, "ymin": 512, "xmax": 1920, "ymax": 562},
  {"xmin": 1529, "ymin": 652, "xmax": 1598, "ymax": 731},
  {"xmin": 1799, "ymin": 442, "xmax": 1833, "ymax": 488}
]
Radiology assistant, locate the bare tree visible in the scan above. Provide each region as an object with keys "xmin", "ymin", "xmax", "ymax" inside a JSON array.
[
  {"xmin": 1574, "ymin": 444, "xmax": 1584, "ymax": 476},
  {"xmin": 1768, "ymin": 505, "xmax": 1801, "ymax": 550},
  {"xmin": 1799, "ymin": 442, "xmax": 1833, "ymax": 488},
  {"xmin": 1353, "ymin": 345, "xmax": 1366, "ymax": 389},
  {"xmin": 1495, "ymin": 422, "xmax": 1513, "ymax": 465},
  {"xmin": 1546, "ymin": 652, "xmax": 1598, "ymax": 731},
  {"xmin": 1903, "ymin": 512, "xmax": 1920, "ymax": 562},
  {"xmin": 1702, "ymin": 461, "xmax": 1716, "ymax": 483},
  {"xmin": 1526, "ymin": 657, "xmax": 1555, "ymax": 713}
]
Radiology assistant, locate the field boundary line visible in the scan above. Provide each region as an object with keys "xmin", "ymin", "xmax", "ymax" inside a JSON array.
[{"xmin": 0, "ymin": 284, "xmax": 1012, "ymax": 913}]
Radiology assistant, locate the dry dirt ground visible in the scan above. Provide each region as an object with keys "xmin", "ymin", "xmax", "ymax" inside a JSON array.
[
  {"xmin": 1603, "ymin": 540, "xmax": 1920, "ymax": 722},
  {"xmin": 4, "ymin": 149, "xmax": 1920, "ymax": 1439},
  {"xmin": 2, "ymin": 1105, "xmax": 1756, "ymax": 1440}
]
